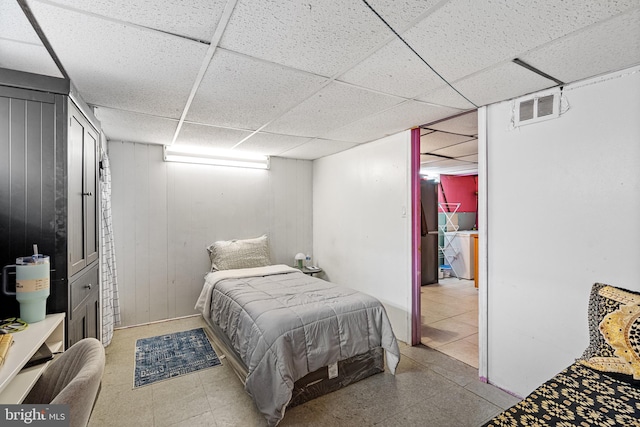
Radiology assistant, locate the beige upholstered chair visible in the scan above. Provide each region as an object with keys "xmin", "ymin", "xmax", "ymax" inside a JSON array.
[{"xmin": 24, "ymin": 338, "xmax": 105, "ymax": 427}]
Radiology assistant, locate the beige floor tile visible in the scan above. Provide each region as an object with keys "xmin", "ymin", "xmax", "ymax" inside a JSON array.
[
  {"xmin": 106, "ymin": 326, "xmax": 147, "ymax": 355},
  {"xmin": 146, "ymin": 316, "xmax": 206, "ymax": 336},
  {"xmin": 422, "ymin": 299, "xmax": 470, "ymax": 318},
  {"xmin": 199, "ymin": 363, "xmax": 266, "ymax": 426},
  {"xmin": 457, "ymin": 294, "xmax": 480, "ymax": 307},
  {"xmin": 166, "ymin": 411, "xmax": 217, "ymax": 427},
  {"xmin": 437, "ymin": 339, "xmax": 479, "ymax": 369},
  {"xmin": 152, "ymin": 373, "xmax": 211, "ymax": 427},
  {"xmin": 101, "ymin": 349, "xmax": 135, "ymax": 387},
  {"xmin": 89, "ymin": 381, "xmax": 154, "ymax": 427},
  {"xmin": 421, "ymin": 277, "xmax": 479, "ymax": 367},
  {"xmin": 280, "ymin": 399, "xmax": 350, "ymax": 426},
  {"xmin": 423, "ymin": 317, "xmax": 477, "ymax": 344},
  {"xmin": 421, "ymin": 289, "xmax": 459, "ymax": 304},
  {"xmin": 450, "ymin": 310, "xmax": 479, "ymax": 327},
  {"xmin": 463, "ymin": 333, "xmax": 479, "ymax": 344},
  {"xmin": 421, "ymin": 325, "xmax": 462, "ymax": 348},
  {"xmin": 421, "ymin": 310, "xmax": 449, "ymax": 325}
]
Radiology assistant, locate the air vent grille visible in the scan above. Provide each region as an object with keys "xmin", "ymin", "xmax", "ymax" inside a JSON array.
[{"xmin": 514, "ymin": 89, "xmax": 560, "ymax": 127}]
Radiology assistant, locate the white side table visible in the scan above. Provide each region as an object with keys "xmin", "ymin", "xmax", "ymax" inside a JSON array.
[{"xmin": 0, "ymin": 313, "xmax": 65, "ymax": 403}]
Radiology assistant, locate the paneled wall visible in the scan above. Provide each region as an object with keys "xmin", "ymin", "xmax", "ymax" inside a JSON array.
[
  {"xmin": 108, "ymin": 141, "xmax": 312, "ymax": 326},
  {"xmin": 313, "ymin": 131, "xmax": 412, "ymax": 343},
  {"xmin": 0, "ymin": 88, "xmax": 60, "ymax": 317}
]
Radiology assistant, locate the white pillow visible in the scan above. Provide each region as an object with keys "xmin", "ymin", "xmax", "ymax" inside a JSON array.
[{"xmin": 206, "ymin": 235, "xmax": 271, "ymax": 271}]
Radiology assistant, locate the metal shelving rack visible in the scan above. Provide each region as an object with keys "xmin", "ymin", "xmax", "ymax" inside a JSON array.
[{"xmin": 438, "ymin": 202, "xmax": 461, "ymax": 278}]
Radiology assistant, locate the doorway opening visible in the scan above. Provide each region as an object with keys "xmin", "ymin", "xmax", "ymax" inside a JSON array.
[{"xmin": 415, "ymin": 110, "xmax": 480, "ymax": 369}]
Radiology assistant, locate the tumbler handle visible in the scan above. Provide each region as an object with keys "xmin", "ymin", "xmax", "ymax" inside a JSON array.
[{"xmin": 2, "ymin": 265, "xmax": 16, "ymax": 296}]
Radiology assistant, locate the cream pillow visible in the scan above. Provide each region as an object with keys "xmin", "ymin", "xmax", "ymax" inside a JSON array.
[{"xmin": 206, "ymin": 235, "xmax": 271, "ymax": 271}]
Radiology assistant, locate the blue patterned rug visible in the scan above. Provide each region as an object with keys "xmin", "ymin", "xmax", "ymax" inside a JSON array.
[{"xmin": 134, "ymin": 327, "xmax": 221, "ymax": 388}]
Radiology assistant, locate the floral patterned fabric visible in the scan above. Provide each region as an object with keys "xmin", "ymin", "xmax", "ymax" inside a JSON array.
[
  {"xmin": 484, "ymin": 363, "xmax": 640, "ymax": 426},
  {"xmin": 579, "ymin": 283, "xmax": 640, "ymax": 380}
]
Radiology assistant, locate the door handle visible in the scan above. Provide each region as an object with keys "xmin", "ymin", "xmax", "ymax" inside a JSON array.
[{"xmin": 82, "ymin": 192, "xmax": 93, "ymax": 196}]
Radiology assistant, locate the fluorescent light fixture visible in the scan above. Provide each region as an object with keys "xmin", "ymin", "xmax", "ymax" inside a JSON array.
[
  {"xmin": 164, "ymin": 145, "xmax": 270, "ymax": 169},
  {"xmin": 419, "ymin": 170, "xmax": 440, "ymax": 181}
]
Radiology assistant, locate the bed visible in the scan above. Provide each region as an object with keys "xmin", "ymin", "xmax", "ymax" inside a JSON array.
[
  {"xmin": 195, "ymin": 235, "xmax": 401, "ymax": 426},
  {"xmin": 484, "ymin": 283, "xmax": 640, "ymax": 427}
]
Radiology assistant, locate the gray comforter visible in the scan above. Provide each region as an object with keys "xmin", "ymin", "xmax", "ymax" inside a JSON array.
[{"xmin": 195, "ymin": 265, "xmax": 400, "ymax": 426}]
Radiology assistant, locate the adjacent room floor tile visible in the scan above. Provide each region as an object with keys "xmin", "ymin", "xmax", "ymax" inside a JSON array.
[
  {"xmin": 421, "ymin": 278, "xmax": 479, "ymax": 369},
  {"xmin": 437, "ymin": 338, "xmax": 479, "ymax": 368}
]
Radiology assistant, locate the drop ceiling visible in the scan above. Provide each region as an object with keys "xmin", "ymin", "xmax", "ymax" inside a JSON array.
[
  {"xmin": 420, "ymin": 110, "xmax": 479, "ymax": 176},
  {"xmin": 1, "ymin": 0, "xmax": 639, "ymax": 173}
]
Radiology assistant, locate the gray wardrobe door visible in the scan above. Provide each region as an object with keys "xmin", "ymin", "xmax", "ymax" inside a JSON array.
[
  {"xmin": 68, "ymin": 105, "xmax": 99, "ymax": 277},
  {"xmin": 68, "ymin": 113, "xmax": 85, "ymax": 276},
  {"xmin": 84, "ymin": 124, "xmax": 99, "ymax": 267}
]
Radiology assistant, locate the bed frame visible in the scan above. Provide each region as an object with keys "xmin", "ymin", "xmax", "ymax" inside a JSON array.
[{"xmin": 202, "ymin": 316, "xmax": 385, "ymax": 408}]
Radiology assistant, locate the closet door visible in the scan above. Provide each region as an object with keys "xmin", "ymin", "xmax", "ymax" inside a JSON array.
[
  {"xmin": 84, "ymin": 124, "xmax": 99, "ymax": 266},
  {"xmin": 68, "ymin": 104, "xmax": 99, "ymax": 277},
  {"xmin": 68, "ymin": 113, "xmax": 85, "ymax": 276}
]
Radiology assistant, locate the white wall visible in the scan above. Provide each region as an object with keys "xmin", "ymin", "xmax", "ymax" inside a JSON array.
[
  {"xmin": 486, "ymin": 66, "xmax": 640, "ymax": 396},
  {"xmin": 108, "ymin": 141, "xmax": 313, "ymax": 327},
  {"xmin": 313, "ymin": 131, "xmax": 413, "ymax": 343}
]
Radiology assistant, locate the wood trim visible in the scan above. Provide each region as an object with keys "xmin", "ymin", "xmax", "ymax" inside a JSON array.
[{"xmin": 0, "ymin": 68, "xmax": 69, "ymax": 95}]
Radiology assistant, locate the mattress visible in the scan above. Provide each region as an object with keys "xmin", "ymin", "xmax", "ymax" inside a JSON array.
[{"xmin": 195, "ymin": 264, "xmax": 400, "ymax": 426}]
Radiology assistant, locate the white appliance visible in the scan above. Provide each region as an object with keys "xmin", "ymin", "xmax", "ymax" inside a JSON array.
[{"xmin": 443, "ymin": 231, "xmax": 478, "ymax": 280}]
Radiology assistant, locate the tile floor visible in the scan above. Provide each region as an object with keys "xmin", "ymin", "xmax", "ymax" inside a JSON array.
[
  {"xmin": 421, "ymin": 277, "xmax": 479, "ymax": 368},
  {"xmin": 89, "ymin": 315, "xmax": 520, "ymax": 427}
]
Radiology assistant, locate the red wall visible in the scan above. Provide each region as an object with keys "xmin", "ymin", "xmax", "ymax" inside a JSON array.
[{"xmin": 438, "ymin": 175, "xmax": 478, "ymax": 213}]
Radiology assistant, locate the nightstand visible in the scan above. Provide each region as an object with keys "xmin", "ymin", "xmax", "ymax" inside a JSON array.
[{"xmin": 301, "ymin": 267, "xmax": 323, "ymax": 276}]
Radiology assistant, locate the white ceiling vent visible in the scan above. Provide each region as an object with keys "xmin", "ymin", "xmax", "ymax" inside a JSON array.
[{"xmin": 514, "ymin": 89, "xmax": 561, "ymax": 127}]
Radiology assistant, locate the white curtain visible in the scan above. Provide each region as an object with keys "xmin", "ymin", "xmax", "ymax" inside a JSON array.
[{"xmin": 100, "ymin": 143, "xmax": 121, "ymax": 346}]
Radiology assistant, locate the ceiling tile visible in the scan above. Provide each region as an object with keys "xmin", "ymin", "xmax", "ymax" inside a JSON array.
[
  {"xmin": 41, "ymin": 0, "xmax": 226, "ymax": 41},
  {"xmin": 364, "ymin": 0, "xmax": 444, "ymax": 30},
  {"xmin": 0, "ymin": 0, "xmax": 61, "ymax": 77},
  {"xmin": 174, "ymin": 123, "xmax": 251, "ymax": 150},
  {"xmin": 94, "ymin": 106, "xmax": 177, "ymax": 145},
  {"xmin": 0, "ymin": 39, "xmax": 62, "ymax": 77},
  {"xmin": 29, "ymin": 1, "xmax": 208, "ymax": 118},
  {"xmin": 219, "ymin": 0, "xmax": 394, "ymax": 77},
  {"xmin": 520, "ymin": 8, "xmax": 640, "ymax": 84},
  {"xmin": 457, "ymin": 153, "xmax": 478, "ymax": 163},
  {"xmin": 420, "ymin": 131, "xmax": 473, "ymax": 153},
  {"xmin": 278, "ymin": 139, "xmax": 357, "ymax": 160},
  {"xmin": 420, "ymin": 154, "xmax": 443, "ymax": 164},
  {"xmin": 338, "ymin": 38, "xmax": 444, "ymax": 98},
  {"xmin": 454, "ymin": 62, "xmax": 556, "ymax": 107},
  {"xmin": 264, "ymin": 81, "xmax": 404, "ymax": 137},
  {"xmin": 421, "ymin": 158, "xmax": 472, "ymax": 168},
  {"xmin": 322, "ymin": 100, "xmax": 462, "ymax": 143},
  {"xmin": 403, "ymin": 0, "xmax": 639, "ymax": 82},
  {"xmin": 417, "ymin": 84, "xmax": 478, "ymax": 109},
  {"xmin": 432, "ymin": 138, "xmax": 477, "ymax": 157},
  {"xmin": 0, "ymin": 0, "xmax": 41, "ymax": 43},
  {"xmin": 427, "ymin": 110, "xmax": 478, "ymax": 135},
  {"xmin": 186, "ymin": 49, "xmax": 328, "ymax": 129},
  {"xmin": 234, "ymin": 132, "xmax": 312, "ymax": 156}
]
